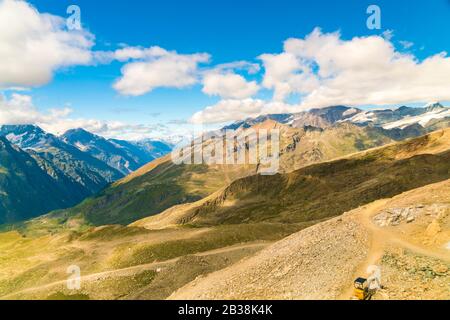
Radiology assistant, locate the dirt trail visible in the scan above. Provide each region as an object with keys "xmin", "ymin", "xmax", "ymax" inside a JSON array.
[
  {"xmin": 339, "ymin": 198, "xmax": 450, "ymax": 300},
  {"xmin": 337, "ymin": 200, "xmax": 389, "ymax": 299},
  {"xmin": 0, "ymin": 242, "xmax": 269, "ymax": 300},
  {"xmin": 169, "ymin": 182, "xmax": 449, "ymax": 300}
]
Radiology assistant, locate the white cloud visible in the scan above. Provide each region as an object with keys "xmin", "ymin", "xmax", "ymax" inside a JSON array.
[
  {"xmin": 114, "ymin": 46, "xmax": 168, "ymax": 62},
  {"xmin": 259, "ymin": 52, "xmax": 319, "ymax": 101},
  {"xmin": 113, "ymin": 46, "xmax": 210, "ymax": 96},
  {"xmin": 111, "ymin": 46, "xmax": 262, "ymax": 98},
  {"xmin": 213, "ymin": 61, "xmax": 261, "ymax": 74},
  {"xmin": 0, "ymin": 93, "xmax": 166, "ymax": 140},
  {"xmin": 202, "ymin": 72, "xmax": 259, "ymax": 99},
  {"xmin": 190, "ymin": 99, "xmax": 298, "ymax": 124},
  {"xmin": 94, "ymin": 46, "xmax": 169, "ymax": 64},
  {"xmin": 258, "ymin": 28, "xmax": 450, "ymax": 108},
  {"xmin": 0, "ymin": 93, "xmax": 71, "ymax": 127},
  {"xmin": 46, "ymin": 119, "xmax": 167, "ymax": 141},
  {"xmin": 193, "ymin": 28, "xmax": 450, "ymax": 124},
  {"xmin": 190, "ymin": 99, "xmax": 264, "ymax": 124},
  {"xmin": 0, "ymin": 0, "xmax": 94, "ymax": 88}
]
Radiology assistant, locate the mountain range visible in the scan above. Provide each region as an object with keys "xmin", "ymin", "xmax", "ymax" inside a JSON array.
[
  {"xmin": 18, "ymin": 103, "xmax": 449, "ymax": 227},
  {"xmin": 0, "ymin": 103, "xmax": 449, "ymax": 226},
  {"xmin": 0, "ymin": 125, "xmax": 172, "ymax": 223},
  {"xmin": 224, "ymin": 102, "xmax": 450, "ymax": 132},
  {"xmin": 61, "ymin": 128, "xmax": 171, "ymax": 175}
]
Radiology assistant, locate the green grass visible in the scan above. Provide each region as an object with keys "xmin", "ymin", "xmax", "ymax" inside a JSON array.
[
  {"xmin": 108, "ymin": 222, "xmax": 310, "ymax": 269},
  {"xmin": 57, "ymin": 162, "xmax": 247, "ymax": 226},
  {"xmin": 78, "ymin": 225, "xmax": 151, "ymax": 241}
]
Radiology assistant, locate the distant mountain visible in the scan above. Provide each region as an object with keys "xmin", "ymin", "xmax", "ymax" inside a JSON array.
[
  {"xmin": 0, "ymin": 137, "xmax": 88, "ymax": 224},
  {"xmin": 223, "ymin": 106, "xmax": 360, "ymax": 130},
  {"xmin": 223, "ymin": 103, "xmax": 450, "ymax": 132},
  {"xmin": 1, "ymin": 103, "xmax": 448, "ymax": 225},
  {"xmin": 62, "ymin": 129, "xmax": 171, "ymax": 175},
  {"xmin": 0, "ymin": 125, "xmax": 57, "ymax": 150},
  {"xmin": 223, "ymin": 114, "xmax": 294, "ymax": 130},
  {"xmin": 0, "ymin": 125, "xmax": 173, "ymax": 223},
  {"xmin": 3, "ymin": 129, "xmax": 450, "ymax": 300},
  {"xmin": 346, "ymin": 102, "xmax": 450, "ymax": 129},
  {"xmin": 0, "ymin": 125, "xmax": 123, "ymax": 194},
  {"xmin": 131, "ymin": 139, "xmax": 173, "ymax": 159}
]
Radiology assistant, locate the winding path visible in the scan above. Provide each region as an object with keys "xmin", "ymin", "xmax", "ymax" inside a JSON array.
[
  {"xmin": 339, "ymin": 199, "xmax": 449, "ymax": 299},
  {"xmin": 0, "ymin": 242, "xmax": 269, "ymax": 300}
]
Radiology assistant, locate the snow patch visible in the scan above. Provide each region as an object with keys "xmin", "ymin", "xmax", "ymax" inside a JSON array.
[
  {"xmin": 347, "ymin": 111, "xmax": 375, "ymax": 123},
  {"xmin": 382, "ymin": 107, "xmax": 450, "ymax": 129},
  {"xmin": 75, "ymin": 142, "xmax": 89, "ymax": 151},
  {"xmin": 343, "ymin": 108, "xmax": 359, "ymax": 117}
]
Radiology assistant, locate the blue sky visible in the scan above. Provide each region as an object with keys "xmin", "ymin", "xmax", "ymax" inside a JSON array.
[{"xmin": 1, "ymin": 0, "xmax": 450, "ymax": 140}]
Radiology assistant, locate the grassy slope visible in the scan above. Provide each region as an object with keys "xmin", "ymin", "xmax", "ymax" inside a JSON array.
[
  {"xmin": 50, "ymin": 122, "xmax": 399, "ymax": 226},
  {"xmin": 0, "ymin": 138, "xmax": 89, "ymax": 224},
  {"xmin": 138, "ymin": 129, "xmax": 450, "ymax": 227},
  {"xmin": 0, "ymin": 222, "xmax": 306, "ymax": 299}
]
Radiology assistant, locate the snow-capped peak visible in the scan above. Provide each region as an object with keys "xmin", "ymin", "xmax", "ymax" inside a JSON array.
[{"xmin": 383, "ymin": 104, "xmax": 450, "ymax": 129}]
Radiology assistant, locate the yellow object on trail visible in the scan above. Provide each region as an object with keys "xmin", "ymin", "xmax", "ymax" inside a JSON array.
[{"xmin": 353, "ymin": 278, "xmax": 370, "ymax": 300}]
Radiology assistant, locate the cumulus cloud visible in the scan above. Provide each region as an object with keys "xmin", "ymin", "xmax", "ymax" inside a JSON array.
[
  {"xmin": 0, "ymin": 93, "xmax": 71, "ymax": 129},
  {"xmin": 113, "ymin": 46, "xmax": 210, "ymax": 96},
  {"xmin": 193, "ymin": 28, "xmax": 450, "ymax": 124},
  {"xmin": 110, "ymin": 28, "xmax": 450, "ymax": 125},
  {"xmin": 262, "ymin": 28, "xmax": 450, "ymax": 108},
  {"xmin": 110, "ymin": 45, "xmax": 263, "ymax": 98},
  {"xmin": 202, "ymin": 72, "xmax": 259, "ymax": 99},
  {"xmin": 0, "ymin": 0, "xmax": 94, "ymax": 88},
  {"xmin": 0, "ymin": 93, "xmax": 71, "ymax": 125},
  {"xmin": 259, "ymin": 52, "xmax": 319, "ymax": 101},
  {"xmin": 190, "ymin": 99, "xmax": 298, "ymax": 124},
  {"xmin": 113, "ymin": 46, "xmax": 168, "ymax": 62},
  {"xmin": 190, "ymin": 99, "xmax": 264, "ymax": 124},
  {"xmin": 0, "ymin": 93, "xmax": 166, "ymax": 140}
]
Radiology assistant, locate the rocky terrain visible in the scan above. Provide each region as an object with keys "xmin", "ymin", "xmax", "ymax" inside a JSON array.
[
  {"xmin": 374, "ymin": 204, "xmax": 449, "ymax": 227},
  {"xmin": 169, "ymin": 180, "xmax": 450, "ymax": 300},
  {"xmin": 170, "ymin": 212, "xmax": 371, "ymax": 300},
  {"xmin": 377, "ymin": 249, "xmax": 449, "ymax": 300}
]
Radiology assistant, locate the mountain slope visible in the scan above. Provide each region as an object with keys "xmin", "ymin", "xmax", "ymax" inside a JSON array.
[
  {"xmin": 0, "ymin": 137, "xmax": 85, "ymax": 224},
  {"xmin": 0, "ymin": 125, "xmax": 123, "ymax": 194},
  {"xmin": 55, "ymin": 121, "xmax": 402, "ymax": 226},
  {"xmin": 136, "ymin": 128, "xmax": 450, "ymax": 228},
  {"xmin": 62, "ymin": 129, "xmax": 171, "ymax": 175}
]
